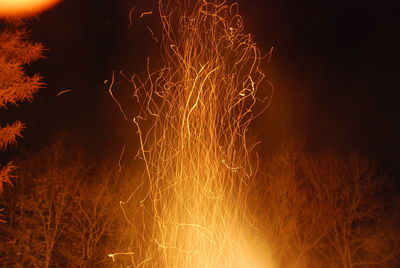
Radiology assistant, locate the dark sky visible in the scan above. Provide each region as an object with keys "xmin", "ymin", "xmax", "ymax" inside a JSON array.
[{"xmin": 3, "ymin": 0, "xmax": 399, "ymax": 178}]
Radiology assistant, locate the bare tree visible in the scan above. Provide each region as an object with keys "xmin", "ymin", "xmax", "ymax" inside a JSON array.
[
  {"xmin": 0, "ymin": 142, "xmax": 83, "ymax": 267},
  {"xmin": 59, "ymin": 168, "xmax": 121, "ymax": 268},
  {"xmin": 0, "ymin": 140, "xmax": 134, "ymax": 267},
  {"xmin": 253, "ymin": 143, "xmax": 399, "ymax": 267},
  {"xmin": 303, "ymin": 153, "xmax": 398, "ymax": 267},
  {"xmin": 253, "ymin": 143, "xmax": 331, "ymax": 267}
]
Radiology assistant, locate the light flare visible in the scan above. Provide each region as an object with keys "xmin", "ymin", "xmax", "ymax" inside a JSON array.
[{"xmin": 0, "ymin": 0, "xmax": 61, "ymax": 17}]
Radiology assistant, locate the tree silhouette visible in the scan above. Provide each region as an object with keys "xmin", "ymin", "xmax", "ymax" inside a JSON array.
[
  {"xmin": 0, "ymin": 142, "xmax": 82, "ymax": 267},
  {"xmin": 60, "ymin": 169, "xmax": 121, "ymax": 268},
  {"xmin": 253, "ymin": 143, "xmax": 399, "ymax": 267},
  {"xmin": 0, "ymin": 142, "xmax": 128, "ymax": 267}
]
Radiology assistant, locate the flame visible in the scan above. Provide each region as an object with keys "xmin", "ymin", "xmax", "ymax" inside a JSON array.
[
  {"xmin": 114, "ymin": 1, "xmax": 274, "ymax": 267},
  {"xmin": 0, "ymin": 0, "xmax": 61, "ymax": 17}
]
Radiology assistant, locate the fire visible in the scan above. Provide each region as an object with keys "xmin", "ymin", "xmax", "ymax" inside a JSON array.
[
  {"xmin": 113, "ymin": 0, "xmax": 274, "ymax": 267},
  {"xmin": 0, "ymin": 0, "xmax": 61, "ymax": 17}
]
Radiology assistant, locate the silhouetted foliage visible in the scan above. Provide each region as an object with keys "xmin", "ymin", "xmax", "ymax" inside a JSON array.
[{"xmin": 0, "ymin": 21, "xmax": 44, "ymax": 193}]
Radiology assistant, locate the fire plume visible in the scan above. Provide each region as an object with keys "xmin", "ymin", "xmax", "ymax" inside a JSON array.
[{"xmin": 116, "ymin": 1, "xmax": 273, "ymax": 267}]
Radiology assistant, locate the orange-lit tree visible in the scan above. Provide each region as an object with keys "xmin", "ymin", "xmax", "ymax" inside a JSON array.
[
  {"xmin": 60, "ymin": 169, "xmax": 121, "ymax": 267},
  {"xmin": 0, "ymin": 142, "xmax": 128, "ymax": 267},
  {"xmin": 254, "ymin": 143, "xmax": 399, "ymax": 267},
  {"xmin": 0, "ymin": 21, "xmax": 43, "ymax": 193},
  {"xmin": 303, "ymin": 152, "xmax": 398, "ymax": 267},
  {"xmin": 253, "ymin": 143, "xmax": 331, "ymax": 267},
  {"xmin": 0, "ymin": 143, "xmax": 80, "ymax": 267}
]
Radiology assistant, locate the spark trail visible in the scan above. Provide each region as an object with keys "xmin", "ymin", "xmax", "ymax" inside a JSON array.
[{"xmin": 116, "ymin": 1, "xmax": 273, "ymax": 267}]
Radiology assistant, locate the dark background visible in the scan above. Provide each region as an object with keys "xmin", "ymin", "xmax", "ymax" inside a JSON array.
[{"xmin": 3, "ymin": 0, "xmax": 399, "ymax": 180}]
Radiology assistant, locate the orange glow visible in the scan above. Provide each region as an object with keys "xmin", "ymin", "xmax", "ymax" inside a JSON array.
[
  {"xmin": 0, "ymin": 0, "xmax": 61, "ymax": 17},
  {"xmin": 110, "ymin": 1, "xmax": 274, "ymax": 267}
]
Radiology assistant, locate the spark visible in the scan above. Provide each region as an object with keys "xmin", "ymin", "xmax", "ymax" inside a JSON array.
[
  {"xmin": 56, "ymin": 89, "xmax": 72, "ymax": 96},
  {"xmin": 108, "ymin": 252, "xmax": 134, "ymax": 262},
  {"xmin": 146, "ymin": 25, "xmax": 158, "ymax": 43},
  {"xmin": 118, "ymin": 144, "xmax": 126, "ymax": 172},
  {"xmin": 267, "ymin": 46, "xmax": 274, "ymax": 63},
  {"xmin": 140, "ymin": 10, "xmax": 153, "ymax": 18},
  {"xmin": 128, "ymin": 6, "xmax": 135, "ymax": 27},
  {"xmin": 108, "ymin": 70, "xmax": 128, "ymax": 121}
]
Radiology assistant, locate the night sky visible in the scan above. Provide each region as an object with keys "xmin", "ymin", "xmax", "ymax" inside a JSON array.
[{"xmin": 3, "ymin": 0, "xmax": 400, "ymax": 180}]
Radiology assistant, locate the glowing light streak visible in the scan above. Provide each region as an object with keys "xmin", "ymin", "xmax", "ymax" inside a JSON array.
[
  {"xmin": 146, "ymin": 25, "xmax": 159, "ymax": 43},
  {"xmin": 140, "ymin": 10, "xmax": 153, "ymax": 18},
  {"xmin": 56, "ymin": 89, "xmax": 72, "ymax": 96},
  {"xmin": 108, "ymin": 251, "xmax": 135, "ymax": 262},
  {"xmin": 128, "ymin": 7, "xmax": 135, "ymax": 27},
  {"xmin": 118, "ymin": 144, "xmax": 126, "ymax": 172},
  {"xmin": 108, "ymin": 70, "xmax": 128, "ymax": 121}
]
